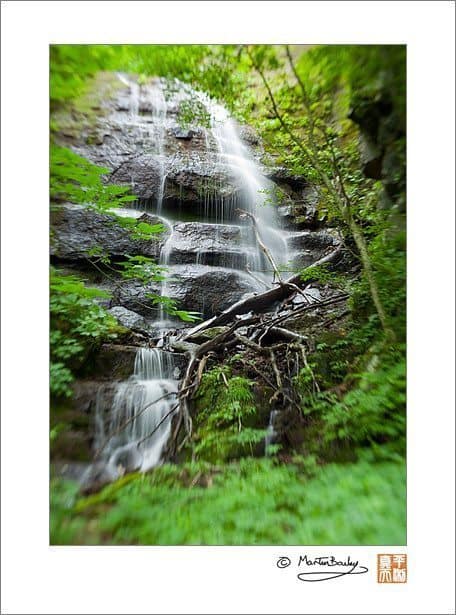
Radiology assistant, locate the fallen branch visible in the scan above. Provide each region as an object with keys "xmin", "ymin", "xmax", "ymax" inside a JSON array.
[
  {"xmin": 183, "ymin": 245, "xmax": 343, "ymax": 340},
  {"xmin": 267, "ymin": 326, "xmax": 308, "ymax": 343}
]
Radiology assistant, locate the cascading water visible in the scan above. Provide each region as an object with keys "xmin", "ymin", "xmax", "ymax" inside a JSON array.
[
  {"xmin": 264, "ymin": 410, "xmax": 280, "ymax": 455},
  {"xmin": 84, "ymin": 77, "xmax": 293, "ymax": 486},
  {"xmin": 156, "ymin": 225, "xmax": 174, "ymax": 329},
  {"xmin": 148, "ymin": 82, "xmax": 168, "ymax": 213},
  {"xmin": 92, "ymin": 348, "xmax": 178, "ymax": 477},
  {"xmin": 206, "ymin": 99, "xmax": 289, "ymax": 278}
]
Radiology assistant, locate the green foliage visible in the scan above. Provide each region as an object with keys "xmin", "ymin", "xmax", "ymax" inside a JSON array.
[
  {"xmin": 193, "ymin": 367, "xmax": 265, "ymax": 462},
  {"xmin": 50, "ymin": 45, "xmax": 117, "ymax": 106},
  {"xmin": 49, "ymin": 362, "xmax": 75, "ymax": 399},
  {"xmin": 114, "ymin": 217, "xmax": 166, "ymax": 240},
  {"xmin": 117, "ymin": 254, "xmax": 166, "ymax": 284},
  {"xmin": 50, "ymin": 145, "xmax": 135, "ymax": 210},
  {"xmin": 50, "ymin": 457, "xmax": 406, "ymax": 545},
  {"xmin": 350, "ymin": 227, "xmax": 406, "ymax": 344},
  {"xmin": 146, "ymin": 294, "xmax": 201, "ymax": 323},
  {"xmin": 50, "ymin": 44, "xmax": 244, "ymax": 111},
  {"xmin": 50, "ymin": 268, "xmax": 119, "ymax": 397},
  {"xmin": 320, "ymin": 357, "xmax": 406, "ymax": 454},
  {"xmin": 300, "ymin": 262, "xmax": 349, "ymax": 289},
  {"xmin": 296, "ymin": 349, "xmax": 406, "ymax": 460},
  {"xmin": 177, "ymin": 98, "xmax": 211, "ymax": 129}
]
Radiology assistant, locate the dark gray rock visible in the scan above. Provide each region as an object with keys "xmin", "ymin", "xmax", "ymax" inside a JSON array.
[
  {"xmin": 266, "ymin": 171, "xmax": 321, "ymax": 230},
  {"xmin": 349, "ymin": 92, "xmax": 405, "ymax": 211},
  {"xmin": 108, "ymin": 306, "xmax": 148, "ymax": 331},
  {"xmin": 108, "ymin": 263, "xmax": 260, "ymax": 321},
  {"xmin": 73, "ymin": 379, "xmax": 118, "ymax": 410},
  {"xmin": 165, "ymin": 265, "xmax": 260, "ymax": 319},
  {"xmin": 286, "ymin": 230, "xmax": 339, "ymax": 252},
  {"xmin": 90, "ymin": 345, "xmax": 139, "ymax": 380},
  {"xmin": 286, "ymin": 230, "xmax": 340, "ymax": 270},
  {"xmin": 166, "ymin": 222, "xmax": 246, "ymax": 268},
  {"xmin": 50, "ymin": 206, "xmax": 168, "ymax": 262},
  {"xmin": 171, "ymin": 126, "xmax": 198, "ymax": 140},
  {"xmin": 359, "ymin": 133, "xmax": 383, "ymax": 179},
  {"xmin": 239, "ymin": 125, "xmax": 260, "ymax": 146},
  {"xmin": 265, "ymin": 166, "xmax": 308, "ymax": 190},
  {"xmin": 111, "ymin": 279, "xmax": 162, "ymax": 318}
]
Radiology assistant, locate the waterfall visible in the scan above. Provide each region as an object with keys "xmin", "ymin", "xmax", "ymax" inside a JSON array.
[
  {"xmin": 92, "ymin": 348, "xmax": 178, "ymax": 476},
  {"xmin": 264, "ymin": 409, "xmax": 280, "ymax": 454},
  {"xmin": 148, "ymin": 82, "xmax": 168, "ymax": 213},
  {"xmin": 156, "ymin": 224, "xmax": 174, "ymax": 328},
  {"xmin": 117, "ymin": 74, "xmax": 168, "ymax": 213},
  {"xmin": 82, "ymin": 76, "xmax": 293, "ymax": 488},
  {"xmin": 206, "ymin": 98, "xmax": 289, "ymax": 278}
]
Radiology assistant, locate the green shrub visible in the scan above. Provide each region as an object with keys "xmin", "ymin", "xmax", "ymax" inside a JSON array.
[{"xmin": 50, "ymin": 268, "xmax": 120, "ymax": 397}]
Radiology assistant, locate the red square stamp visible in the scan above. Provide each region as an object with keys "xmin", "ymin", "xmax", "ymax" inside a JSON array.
[{"xmin": 377, "ymin": 554, "xmax": 407, "ymax": 583}]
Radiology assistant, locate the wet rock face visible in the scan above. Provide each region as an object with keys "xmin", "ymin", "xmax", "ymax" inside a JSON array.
[
  {"xmin": 286, "ymin": 229, "xmax": 340, "ymax": 269},
  {"xmin": 349, "ymin": 94, "xmax": 405, "ymax": 209},
  {"xmin": 107, "ymin": 264, "xmax": 259, "ymax": 320},
  {"xmin": 111, "ymin": 279, "xmax": 162, "ymax": 318},
  {"xmin": 50, "ymin": 206, "xmax": 168, "ymax": 261},
  {"xmin": 59, "ymin": 75, "xmax": 242, "ymax": 208},
  {"xmin": 165, "ymin": 222, "xmax": 247, "ymax": 268},
  {"xmin": 90, "ymin": 344, "xmax": 140, "ymax": 381},
  {"xmin": 50, "ymin": 380, "xmax": 117, "ymax": 465},
  {"xmin": 267, "ymin": 168, "xmax": 321, "ymax": 230},
  {"xmin": 166, "ymin": 265, "xmax": 259, "ymax": 319}
]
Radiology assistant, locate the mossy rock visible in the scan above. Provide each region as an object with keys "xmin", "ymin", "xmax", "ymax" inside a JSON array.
[
  {"xmin": 52, "ymin": 71, "xmax": 124, "ymax": 139},
  {"xmin": 192, "ymin": 326, "xmax": 230, "ymax": 342}
]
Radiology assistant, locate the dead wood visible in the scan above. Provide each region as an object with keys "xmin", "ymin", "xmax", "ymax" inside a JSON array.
[{"xmin": 182, "ymin": 244, "xmax": 343, "ymax": 341}]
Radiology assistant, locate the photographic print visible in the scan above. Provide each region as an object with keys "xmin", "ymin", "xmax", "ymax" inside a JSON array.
[{"xmin": 49, "ymin": 43, "xmax": 406, "ymax": 546}]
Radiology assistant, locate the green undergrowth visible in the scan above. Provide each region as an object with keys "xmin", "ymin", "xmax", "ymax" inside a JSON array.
[
  {"xmin": 50, "ymin": 456, "xmax": 405, "ymax": 545},
  {"xmin": 192, "ymin": 366, "xmax": 266, "ymax": 462}
]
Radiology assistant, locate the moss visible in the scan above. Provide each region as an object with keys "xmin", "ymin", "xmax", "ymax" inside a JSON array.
[
  {"xmin": 192, "ymin": 366, "xmax": 265, "ymax": 463},
  {"xmin": 74, "ymin": 472, "xmax": 142, "ymax": 513},
  {"xmin": 51, "ymin": 71, "xmax": 124, "ymax": 138},
  {"xmin": 194, "ymin": 326, "xmax": 230, "ymax": 341}
]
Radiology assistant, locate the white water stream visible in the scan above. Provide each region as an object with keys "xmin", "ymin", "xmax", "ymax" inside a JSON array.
[
  {"xmin": 93, "ymin": 349, "xmax": 178, "ymax": 475},
  {"xmin": 87, "ymin": 77, "xmax": 291, "ymax": 479},
  {"xmin": 207, "ymin": 98, "xmax": 289, "ymax": 274}
]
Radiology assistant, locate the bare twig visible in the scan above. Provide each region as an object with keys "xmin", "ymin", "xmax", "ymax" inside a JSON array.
[
  {"xmin": 136, "ymin": 401, "xmax": 180, "ymax": 447},
  {"xmin": 245, "ymin": 264, "xmax": 270, "ymax": 290},
  {"xmin": 93, "ymin": 385, "xmax": 191, "ymax": 460},
  {"xmin": 236, "ymin": 208, "xmax": 284, "ymax": 284}
]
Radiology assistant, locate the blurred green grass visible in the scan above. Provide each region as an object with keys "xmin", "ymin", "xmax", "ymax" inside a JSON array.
[{"xmin": 50, "ymin": 457, "xmax": 405, "ymax": 545}]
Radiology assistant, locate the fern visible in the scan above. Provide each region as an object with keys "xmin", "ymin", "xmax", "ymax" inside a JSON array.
[{"xmin": 193, "ymin": 367, "xmax": 265, "ymax": 462}]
